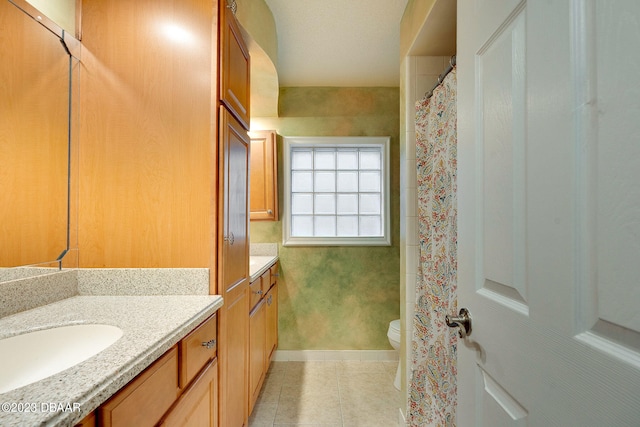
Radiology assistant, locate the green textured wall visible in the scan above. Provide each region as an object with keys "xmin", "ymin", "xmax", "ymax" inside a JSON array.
[{"xmin": 251, "ymin": 87, "xmax": 400, "ymax": 350}]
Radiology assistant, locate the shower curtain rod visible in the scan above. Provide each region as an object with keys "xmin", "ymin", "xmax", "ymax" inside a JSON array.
[{"xmin": 424, "ymin": 55, "xmax": 456, "ymax": 100}]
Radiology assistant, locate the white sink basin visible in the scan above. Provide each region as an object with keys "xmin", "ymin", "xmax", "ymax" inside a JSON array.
[{"xmin": 0, "ymin": 324, "xmax": 123, "ymax": 393}]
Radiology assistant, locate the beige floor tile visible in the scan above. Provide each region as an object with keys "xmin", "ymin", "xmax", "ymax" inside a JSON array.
[
  {"xmin": 248, "ymin": 360, "xmax": 403, "ymax": 427},
  {"xmin": 338, "ymin": 373, "xmax": 396, "ymax": 394},
  {"xmin": 336, "ymin": 360, "xmax": 389, "ymax": 375},
  {"xmin": 281, "ymin": 378, "xmax": 338, "ymax": 397},
  {"xmin": 284, "ymin": 361, "xmax": 338, "ymax": 379},
  {"xmin": 269, "ymin": 361, "xmax": 289, "ymax": 373},
  {"xmin": 274, "ymin": 394, "xmax": 342, "ymax": 424},
  {"xmin": 381, "ymin": 361, "xmax": 398, "ymax": 375},
  {"xmin": 273, "ymin": 424, "xmax": 342, "ymax": 427},
  {"xmin": 249, "ymin": 402, "xmax": 278, "ymax": 426},
  {"xmin": 258, "ymin": 377, "xmax": 284, "ymax": 403},
  {"xmin": 340, "ymin": 391, "xmax": 399, "ymax": 426}
]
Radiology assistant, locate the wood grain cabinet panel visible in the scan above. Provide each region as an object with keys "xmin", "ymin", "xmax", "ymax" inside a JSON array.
[
  {"xmin": 248, "ymin": 299, "xmax": 266, "ymax": 414},
  {"xmin": 78, "ymin": 0, "xmax": 216, "ymax": 268},
  {"xmin": 247, "ymin": 262, "xmax": 279, "ymax": 418},
  {"xmin": 217, "ymin": 5, "xmax": 251, "ymax": 427},
  {"xmin": 249, "ymin": 275, "xmax": 263, "ymax": 309},
  {"xmin": 269, "ymin": 262, "xmax": 279, "ymax": 288},
  {"xmin": 219, "ymin": 106, "xmax": 250, "ymax": 294},
  {"xmin": 180, "ymin": 314, "xmax": 217, "ymax": 388},
  {"xmin": 219, "ymin": 288, "xmax": 249, "ymax": 427},
  {"xmin": 98, "ymin": 347, "xmax": 179, "ymax": 427},
  {"xmin": 265, "ymin": 282, "xmax": 278, "ymax": 363},
  {"xmin": 249, "ymin": 131, "xmax": 279, "ymax": 221},
  {"xmin": 220, "ymin": 5, "xmax": 250, "ymax": 129},
  {"xmin": 160, "ymin": 358, "xmax": 218, "ymax": 427},
  {"xmin": 74, "ymin": 411, "xmax": 95, "ymax": 427},
  {"xmin": 97, "ymin": 312, "xmax": 219, "ymax": 427}
]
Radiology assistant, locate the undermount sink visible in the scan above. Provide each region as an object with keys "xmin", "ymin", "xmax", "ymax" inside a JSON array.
[{"xmin": 0, "ymin": 324, "xmax": 123, "ymax": 393}]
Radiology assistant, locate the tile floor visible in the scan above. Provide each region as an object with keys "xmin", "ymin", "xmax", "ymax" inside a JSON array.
[{"xmin": 248, "ymin": 360, "xmax": 402, "ymax": 427}]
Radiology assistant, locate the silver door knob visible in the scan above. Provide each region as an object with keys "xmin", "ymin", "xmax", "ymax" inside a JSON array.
[
  {"xmin": 224, "ymin": 232, "xmax": 235, "ymax": 245},
  {"xmin": 202, "ymin": 339, "xmax": 216, "ymax": 349},
  {"xmin": 446, "ymin": 308, "xmax": 472, "ymax": 338}
]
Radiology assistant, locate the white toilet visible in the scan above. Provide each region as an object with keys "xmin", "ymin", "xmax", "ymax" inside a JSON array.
[{"xmin": 387, "ymin": 319, "xmax": 401, "ymax": 390}]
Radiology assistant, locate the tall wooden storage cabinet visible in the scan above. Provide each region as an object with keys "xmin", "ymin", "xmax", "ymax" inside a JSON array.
[
  {"xmin": 78, "ymin": 0, "xmax": 251, "ymax": 424},
  {"xmin": 217, "ymin": 107, "xmax": 250, "ymax": 427},
  {"xmin": 79, "ymin": 0, "xmax": 251, "ymax": 426},
  {"xmin": 217, "ymin": 4, "xmax": 251, "ymax": 427}
]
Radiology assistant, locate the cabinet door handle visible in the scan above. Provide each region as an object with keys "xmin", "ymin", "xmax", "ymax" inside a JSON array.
[
  {"xmin": 202, "ymin": 339, "xmax": 216, "ymax": 349},
  {"xmin": 224, "ymin": 232, "xmax": 235, "ymax": 245},
  {"xmin": 267, "ymin": 209, "xmax": 273, "ymax": 215},
  {"xmin": 252, "ymin": 289, "xmax": 263, "ymax": 295}
]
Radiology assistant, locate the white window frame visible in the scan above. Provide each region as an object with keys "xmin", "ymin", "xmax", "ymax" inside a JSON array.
[{"xmin": 282, "ymin": 136, "xmax": 391, "ymax": 246}]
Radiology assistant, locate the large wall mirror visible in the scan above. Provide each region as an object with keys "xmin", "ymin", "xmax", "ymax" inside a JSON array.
[{"xmin": 0, "ymin": 0, "xmax": 79, "ymax": 281}]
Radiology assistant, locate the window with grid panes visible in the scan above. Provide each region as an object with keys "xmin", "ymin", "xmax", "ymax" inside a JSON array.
[{"xmin": 282, "ymin": 136, "xmax": 390, "ymax": 246}]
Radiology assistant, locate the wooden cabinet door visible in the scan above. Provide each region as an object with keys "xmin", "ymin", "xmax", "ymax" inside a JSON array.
[
  {"xmin": 99, "ymin": 347, "xmax": 179, "ymax": 427},
  {"xmin": 248, "ymin": 299, "xmax": 266, "ymax": 414},
  {"xmin": 219, "ymin": 287, "xmax": 249, "ymax": 427},
  {"xmin": 219, "ymin": 106, "xmax": 249, "ymax": 294},
  {"xmin": 220, "ymin": 6, "xmax": 250, "ymax": 129},
  {"xmin": 218, "ymin": 105, "xmax": 250, "ymax": 427},
  {"xmin": 161, "ymin": 358, "xmax": 218, "ymax": 427},
  {"xmin": 265, "ymin": 282, "xmax": 278, "ymax": 363},
  {"xmin": 249, "ymin": 131, "xmax": 278, "ymax": 221}
]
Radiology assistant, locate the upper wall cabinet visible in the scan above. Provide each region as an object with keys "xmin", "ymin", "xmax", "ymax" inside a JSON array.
[
  {"xmin": 220, "ymin": 5, "xmax": 250, "ymax": 130},
  {"xmin": 249, "ymin": 131, "xmax": 278, "ymax": 221}
]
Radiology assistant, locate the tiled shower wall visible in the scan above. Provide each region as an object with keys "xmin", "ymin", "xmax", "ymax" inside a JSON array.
[{"xmin": 399, "ymin": 55, "xmax": 450, "ymax": 421}]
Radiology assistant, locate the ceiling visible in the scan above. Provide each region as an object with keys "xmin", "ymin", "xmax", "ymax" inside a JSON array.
[{"xmin": 263, "ymin": 0, "xmax": 409, "ymax": 87}]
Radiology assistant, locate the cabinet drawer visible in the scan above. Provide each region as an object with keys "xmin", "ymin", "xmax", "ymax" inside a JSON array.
[
  {"xmin": 180, "ymin": 314, "xmax": 217, "ymax": 388},
  {"xmin": 249, "ymin": 277, "xmax": 263, "ymax": 309},
  {"xmin": 99, "ymin": 346, "xmax": 179, "ymax": 427},
  {"xmin": 260, "ymin": 270, "xmax": 270, "ymax": 293},
  {"xmin": 269, "ymin": 263, "xmax": 278, "ymax": 287}
]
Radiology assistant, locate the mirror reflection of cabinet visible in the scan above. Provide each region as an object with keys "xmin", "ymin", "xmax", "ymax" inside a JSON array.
[{"xmin": 0, "ymin": 0, "xmax": 78, "ymax": 271}]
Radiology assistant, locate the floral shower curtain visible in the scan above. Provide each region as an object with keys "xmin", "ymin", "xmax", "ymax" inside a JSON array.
[{"xmin": 409, "ymin": 67, "xmax": 458, "ymax": 427}]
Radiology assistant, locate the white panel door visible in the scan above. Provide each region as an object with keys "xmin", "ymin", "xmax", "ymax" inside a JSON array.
[{"xmin": 457, "ymin": 0, "xmax": 640, "ymax": 425}]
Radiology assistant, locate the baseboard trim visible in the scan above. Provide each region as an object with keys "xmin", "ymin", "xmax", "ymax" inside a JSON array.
[{"xmin": 272, "ymin": 349, "xmax": 398, "ymax": 362}]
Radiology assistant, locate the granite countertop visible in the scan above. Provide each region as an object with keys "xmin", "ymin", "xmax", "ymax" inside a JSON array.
[
  {"xmin": 0, "ymin": 294, "xmax": 223, "ymax": 427},
  {"xmin": 249, "ymin": 255, "xmax": 279, "ymax": 282}
]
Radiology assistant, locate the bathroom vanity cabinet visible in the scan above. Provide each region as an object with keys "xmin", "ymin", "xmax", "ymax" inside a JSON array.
[
  {"xmin": 265, "ymin": 264, "xmax": 279, "ymax": 362},
  {"xmin": 250, "ymin": 130, "xmax": 279, "ymax": 221},
  {"xmin": 91, "ymin": 313, "xmax": 218, "ymax": 427},
  {"xmin": 248, "ymin": 261, "xmax": 279, "ymax": 414}
]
